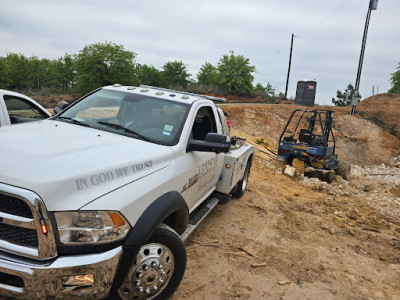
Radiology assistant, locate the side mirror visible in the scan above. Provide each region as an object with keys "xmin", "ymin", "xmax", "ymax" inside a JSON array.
[
  {"xmin": 187, "ymin": 133, "xmax": 231, "ymax": 153},
  {"xmin": 54, "ymin": 101, "xmax": 69, "ymax": 115}
]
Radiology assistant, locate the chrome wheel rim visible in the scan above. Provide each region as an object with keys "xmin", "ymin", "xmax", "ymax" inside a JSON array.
[{"xmin": 118, "ymin": 243, "xmax": 174, "ymax": 299}]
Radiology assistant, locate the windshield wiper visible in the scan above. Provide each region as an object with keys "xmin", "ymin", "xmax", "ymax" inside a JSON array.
[
  {"xmin": 96, "ymin": 121, "xmax": 152, "ymax": 142},
  {"xmin": 57, "ymin": 116, "xmax": 90, "ymax": 127}
]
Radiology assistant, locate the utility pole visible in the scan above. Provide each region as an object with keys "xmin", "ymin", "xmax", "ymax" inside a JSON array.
[
  {"xmin": 351, "ymin": 0, "xmax": 379, "ymax": 114},
  {"xmin": 284, "ymin": 33, "xmax": 295, "ymax": 99}
]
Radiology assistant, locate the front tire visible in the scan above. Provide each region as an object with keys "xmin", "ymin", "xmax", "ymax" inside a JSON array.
[
  {"xmin": 118, "ymin": 224, "xmax": 186, "ymax": 300},
  {"xmin": 336, "ymin": 160, "xmax": 351, "ymax": 180}
]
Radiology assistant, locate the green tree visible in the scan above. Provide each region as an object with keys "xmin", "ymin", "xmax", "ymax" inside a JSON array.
[
  {"xmin": 75, "ymin": 42, "xmax": 139, "ymax": 94},
  {"xmin": 0, "ymin": 57, "xmax": 10, "ymax": 88},
  {"xmin": 265, "ymin": 82, "xmax": 274, "ymax": 96},
  {"xmin": 389, "ymin": 63, "xmax": 400, "ymax": 94},
  {"xmin": 26, "ymin": 56, "xmax": 54, "ymax": 90},
  {"xmin": 254, "ymin": 83, "xmax": 267, "ymax": 98},
  {"xmin": 254, "ymin": 83, "xmax": 266, "ymax": 93},
  {"xmin": 217, "ymin": 50, "xmax": 255, "ymax": 96},
  {"xmin": 161, "ymin": 61, "xmax": 190, "ymax": 88},
  {"xmin": 137, "ymin": 64, "xmax": 164, "ymax": 87},
  {"xmin": 48, "ymin": 54, "xmax": 77, "ymax": 90},
  {"xmin": 197, "ymin": 62, "xmax": 218, "ymax": 86},
  {"xmin": 332, "ymin": 83, "xmax": 361, "ymax": 106},
  {"xmin": 4, "ymin": 53, "xmax": 30, "ymax": 90},
  {"xmin": 1, "ymin": 54, "xmax": 60, "ymax": 91}
]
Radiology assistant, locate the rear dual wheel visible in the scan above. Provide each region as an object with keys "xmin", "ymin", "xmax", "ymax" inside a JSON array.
[{"xmin": 118, "ymin": 224, "xmax": 186, "ymax": 300}]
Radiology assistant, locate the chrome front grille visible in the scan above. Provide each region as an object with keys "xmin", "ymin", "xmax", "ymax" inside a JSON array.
[
  {"xmin": 1, "ymin": 194, "xmax": 33, "ymax": 219},
  {"xmin": 0, "ymin": 223, "xmax": 38, "ymax": 248},
  {"xmin": 0, "ymin": 183, "xmax": 57, "ymax": 260}
]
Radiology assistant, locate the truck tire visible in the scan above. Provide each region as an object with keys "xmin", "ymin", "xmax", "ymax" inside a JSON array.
[
  {"xmin": 118, "ymin": 223, "xmax": 186, "ymax": 300},
  {"xmin": 336, "ymin": 161, "xmax": 351, "ymax": 180},
  {"xmin": 231, "ymin": 161, "xmax": 250, "ymax": 198}
]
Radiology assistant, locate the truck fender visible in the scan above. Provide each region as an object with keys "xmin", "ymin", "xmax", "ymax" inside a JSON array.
[
  {"xmin": 111, "ymin": 191, "xmax": 188, "ymax": 292},
  {"xmin": 125, "ymin": 191, "xmax": 189, "ymax": 246},
  {"xmin": 248, "ymin": 153, "xmax": 254, "ymax": 167},
  {"xmin": 241, "ymin": 153, "xmax": 254, "ymax": 178}
]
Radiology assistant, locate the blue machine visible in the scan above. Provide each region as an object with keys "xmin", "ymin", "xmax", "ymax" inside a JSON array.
[{"xmin": 277, "ymin": 109, "xmax": 338, "ymax": 170}]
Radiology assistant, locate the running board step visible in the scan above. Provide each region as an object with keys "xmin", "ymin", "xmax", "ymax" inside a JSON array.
[{"xmin": 181, "ymin": 197, "xmax": 219, "ymax": 243}]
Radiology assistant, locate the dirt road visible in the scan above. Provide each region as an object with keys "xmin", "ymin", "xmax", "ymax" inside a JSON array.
[{"xmin": 171, "ymin": 104, "xmax": 400, "ymax": 300}]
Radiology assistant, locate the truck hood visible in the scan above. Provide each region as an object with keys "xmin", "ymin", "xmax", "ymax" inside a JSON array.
[{"xmin": 0, "ymin": 120, "xmax": 173, "ymax": 211}]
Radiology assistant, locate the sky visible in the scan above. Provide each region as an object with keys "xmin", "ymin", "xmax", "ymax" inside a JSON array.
[{"xmin": 0, "ymin": 0, "xmax": 399, "ymax": 105}]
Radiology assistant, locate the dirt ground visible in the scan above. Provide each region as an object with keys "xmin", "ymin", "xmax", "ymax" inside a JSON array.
[
  {"xmin": 171, "ymin": 102, "xmax": 400, "ymax": 300},
  {"xmin": 357, "ymin": 93, "xmax": 400, "ymax": 139}
]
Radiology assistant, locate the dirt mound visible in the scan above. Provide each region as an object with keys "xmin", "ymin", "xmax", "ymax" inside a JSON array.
[
  {"xmin": 28, "ymin": 92, "xmax": 79, "ymax": 108},
  {"xmin": 204, "ymin": 93, "xmax": 294, "ymax": 104},
  {"xmin": 334, "ymin": 114, "xmax": 400, "ymax": 165},
  {"xmin": 357, "ymin": 93, "xmax": 400, "ymax": 139},
  {"xmin": 222, "ymin": 104, "xmax": 400, "ymax": 166}
]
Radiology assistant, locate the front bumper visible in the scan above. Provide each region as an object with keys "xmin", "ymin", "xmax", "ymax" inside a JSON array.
[{"xmin": 0, "ymin": 246, "xmax": 122, "ymax": 299}]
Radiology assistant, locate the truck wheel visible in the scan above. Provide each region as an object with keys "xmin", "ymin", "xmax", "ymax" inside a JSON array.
[
  {"xmin": 231, "ymin": 161, "xmax": 250, "ymax": 198},
  {"xmin": 118, "ymin": 224, "xmax": 186, "ymax": 300},
  {"xmin": 336, "ymin": 161, "xmax": 351, "ymax": 180}
]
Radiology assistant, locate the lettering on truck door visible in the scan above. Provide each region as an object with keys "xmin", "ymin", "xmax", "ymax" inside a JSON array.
[{"xmin": 182, "ymin": 105, "xmax": 224, "ymax": 210}]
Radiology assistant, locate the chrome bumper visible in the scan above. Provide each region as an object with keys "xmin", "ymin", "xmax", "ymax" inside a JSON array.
[{"xmin": 0, "ymin": 246, "xmax": 122, "ymax": 299}]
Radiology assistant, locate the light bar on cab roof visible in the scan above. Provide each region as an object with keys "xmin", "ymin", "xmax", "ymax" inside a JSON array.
[{"xmin": 139, "ymin": 85, "xmax": 227, "ymax": 102}]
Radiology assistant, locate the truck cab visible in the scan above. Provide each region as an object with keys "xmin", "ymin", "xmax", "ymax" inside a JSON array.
[{"xmin": 0, "ymin": 85, "xmax": 253, "ymax": 299}]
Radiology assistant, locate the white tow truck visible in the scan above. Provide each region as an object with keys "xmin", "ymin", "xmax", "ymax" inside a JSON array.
[
  {"xmin": 0, "ymin": 85, "xmax": 253, "ymax": 299},
  {"xmin": 0, "ymin": 89, "xmax": 51, "ymax": 126}
]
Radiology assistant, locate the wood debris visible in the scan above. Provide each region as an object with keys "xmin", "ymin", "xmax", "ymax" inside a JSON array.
[{"xmin": 251, "ymin": 263, "xmax": 268, "ymax": 268}]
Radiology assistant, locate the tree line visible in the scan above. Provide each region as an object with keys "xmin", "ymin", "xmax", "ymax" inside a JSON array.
[
  {"xmin": 0, "ymin": 42, "xmax": 276, "ymax": 98},
  {"xmin": 1, "ymin": 41, "xmax": 398, "ymax": 104}
]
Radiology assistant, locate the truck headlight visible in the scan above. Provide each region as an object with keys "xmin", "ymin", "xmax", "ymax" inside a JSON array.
[{"xmin": 54, "ymin": 211, "xmax": 130, "ymax": 244}]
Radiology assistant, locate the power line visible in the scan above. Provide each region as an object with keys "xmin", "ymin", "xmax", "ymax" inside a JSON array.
[
  {"xmin": 297, "ymin": 37, "xmax": 358, "ymax": 56},
  {"xmin": 296, "ymin": 0, "xmax": 355, "ymax": 38},
  {"xmin": 266, "ymin": 40, "xmax": 291, "ymax": 64},
  {"xmin": 265, "ymin": 1, "xmax": 363, "ymax": 67},
  {"xmin": 300, "ymin": 0, "xmax": 364, "ymax": 43}
]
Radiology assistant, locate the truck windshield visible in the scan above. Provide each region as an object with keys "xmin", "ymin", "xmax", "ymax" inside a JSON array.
[{"xmin": 56, "ymin": 89, "xmax": 190, "ymax": 145}]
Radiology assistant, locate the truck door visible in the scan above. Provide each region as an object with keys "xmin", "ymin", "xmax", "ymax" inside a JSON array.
[
  {"xmin": 0, "ymin": 97, "xmax": 8, "ymax": 126},
  {"xmin": 182, "ymin": 105, "xmax": 224, "ymax": 211}
]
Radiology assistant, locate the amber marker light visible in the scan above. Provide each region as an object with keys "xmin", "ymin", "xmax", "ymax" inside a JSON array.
[
  {"xmin": 40, "ymin": 218, "xmax": 48, "ymax": 235},
  {"xmin": 62, "ymin": 274, "xmax": 95, "ymax": 287},
  {"xmin": 108, "ymin": 212, "xmax": 127, "ymax": 227},
  {"xmin": 226, "ymin": 164, "xmax": 231, "ymax": 169}
]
